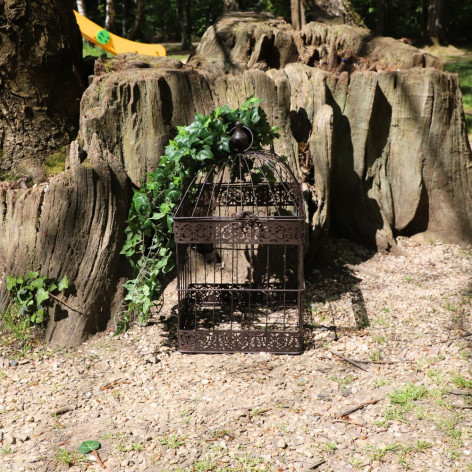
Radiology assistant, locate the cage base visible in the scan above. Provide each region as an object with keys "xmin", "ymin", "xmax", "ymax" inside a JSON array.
[{"xmin": 178, "ymin": 329, "xmax": 303, "ymax": 354}]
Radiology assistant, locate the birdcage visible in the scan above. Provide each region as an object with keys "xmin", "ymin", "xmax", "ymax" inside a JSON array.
[{"xmin": 173, "ymin": 125, "xmax": 305, "ymax": 353}]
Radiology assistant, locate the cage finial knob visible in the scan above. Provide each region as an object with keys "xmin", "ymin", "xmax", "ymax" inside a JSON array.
[{"xmin": 230, "ymin": 121, "xmax": 253, "ymax": 153}]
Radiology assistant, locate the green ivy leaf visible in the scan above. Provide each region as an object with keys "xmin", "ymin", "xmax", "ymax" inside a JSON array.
[
  {"xmin": 35, "ymin": 287, "xmax": 49, "ymax": 306},
  {"xmin": 165, "ymin": 189, "xmax": 181, "ymax": 201},
  {"xmin": 58, "ymin": 275, "xmax": 69, "ymax": 292},
  {"xmin": 78, "ymin": 440, "xmax": 101, "ymax": 454},
  {"xmin": 132, "ymin": 192, "xmax": 148, "ymax": 212},
  {"xmin": 34, "ymin": 308, "xmax": 44, "ymax": 324},
  {"xmin": 6, "ymin": 276, "xmax": 16, "ymax": 291},
  {"xmin": 30, "ymin": 276, "xmax": 46, "ymax": 289}
]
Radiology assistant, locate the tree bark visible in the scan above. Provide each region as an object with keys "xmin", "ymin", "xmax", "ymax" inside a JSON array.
[
  {"xmin": 291, "ymin": 0, "xmax": 305, "ymax": 30},
  {"xmin": 0, "ymin": 138, "xmax": 131, "ymax": 347},
  {"xmin": 304, "ymin": 0, "xmax": 365, "ymax": 27},
  {"xmin": 129, "ymin": 0, "xmax": 146, "ymax": 40},
  {"xmin": 177, "ymin": 0, "xmax": 192, "ymax": 50},
  {"xmin": 0, "ymin": 0, "xmax": 83, "ymax": 182},
  {"xmin": 76, "ymin": 0, "xmax": 87, "ymax": 16},
  {"xmin": 105, "ymin": 0, "xmax": 116, "ymax": 32},
  {"xmin": 122, "ymin": 0, "xmax": 128, "ymax": 37},
  {"xmin": 375, "ymin": 0, "xmax": 387, "ymax": 36},
  {"xmin": 427, "ymin": 0, "xmax": 448, "ymax": 45},
  {"xmin": 223, "ymin": 0, "xmax": 239, "ymax": 11}
]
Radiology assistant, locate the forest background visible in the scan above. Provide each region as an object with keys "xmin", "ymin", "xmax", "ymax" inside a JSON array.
[{"xmin": 75, "ymin": 0, "xmax": 472, "ymax": 48}]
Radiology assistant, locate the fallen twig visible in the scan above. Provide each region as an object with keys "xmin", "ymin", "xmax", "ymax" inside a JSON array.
[
  {"xmin": 339, "ymin": 397, "xmax": 383, "ymax": 418},
  {"xmin": 310, "ymin": 459, "xmax": 326, "ymax": 469},
  {"xmin": 349, "ymin": 358, "xmax": 414, "ymax": 365},
  {"xmin": 329, "ymin": 350, "xmax": 371, "ymax": 373},
  {"xmin": 327, "ymin": 303, "xmax": 339, "ymax": 341},
  {"xmin": 51, "ymin": 405, "xmax": 75, "ymax": 416},
  {"xmin": 49, "ymin": 293, "xmax": 87, "ymax": 315},
  {"xmin": 447, "ymin": 389, "xmax": 472, "ymax": 396},
  {"xmin": 92, "ymin": 449, "xmax": 106, "ymax": 469},
  {"xmin": 100, "ymin": 379, "xmax": 130, "ymax": 391}
]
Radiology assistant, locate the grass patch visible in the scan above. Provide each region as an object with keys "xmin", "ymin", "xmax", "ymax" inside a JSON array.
[
  {"xmin": 452, "ymin": 374, "xmax": 472, "ymax": 390},
  {"xmin": 0, "ymin": 306, "xmax": 37, "ymax": 357},
  {"xmin": 55, "ymin": 448, "xmax": 86, "ymax": 467},
  {"xmin": 167, "ymin": 454, "xmax": 273, "ymax": 472},
  {"xmin": 44, "ymin": 146, "xmax": 66, "ymax": 176},
  {"xmin": 383, "ymin": 383, "xmax": 428, "ymax": 422},
  {"xmin": 0, "ymin": 171, "xmax": 18, "ymax": 182},
  {"xmin": 159, "ymin": 433, "xmax": 187, "ymax": 449},
  {"xmin": 365, "ymin": 440, "xmax": 432, "ymax": 468},
  {"xmin": 83, "ymin": 41, "xmax": 113, "ymax": 58}
]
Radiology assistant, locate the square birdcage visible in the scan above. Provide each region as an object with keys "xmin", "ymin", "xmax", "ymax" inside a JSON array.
[{"xmin": 173, "ymin": 137, "xmax": 305, "ymax": 353}]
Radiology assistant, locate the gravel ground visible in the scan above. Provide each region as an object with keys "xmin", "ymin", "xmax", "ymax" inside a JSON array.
[{"xmin": 0, "ymin": 236, "xmax": 471, "ymax": 472}]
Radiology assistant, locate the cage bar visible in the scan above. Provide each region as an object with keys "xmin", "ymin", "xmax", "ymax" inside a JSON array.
[{"xmin": 174, "ymin": 150, "xmax": 305, "ymax": 353}]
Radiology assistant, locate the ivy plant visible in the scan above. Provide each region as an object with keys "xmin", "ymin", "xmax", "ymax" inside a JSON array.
[
  {"xmin": 118, "ymin": 97, "xmax": 279, "ymax": 333},
  {"xmin": 6, "ymin": 272, "xmax": 68, "ymax": 325}
]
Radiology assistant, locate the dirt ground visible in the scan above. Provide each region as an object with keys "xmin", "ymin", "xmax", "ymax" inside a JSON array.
[{"xmin": 0, "ymin": 235, "xmax": 471, "ymax": 472}]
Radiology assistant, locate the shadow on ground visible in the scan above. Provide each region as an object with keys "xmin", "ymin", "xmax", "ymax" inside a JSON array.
[{"xmin": 303, "ymin": 237, "xmax": 376, "ymax": 348}]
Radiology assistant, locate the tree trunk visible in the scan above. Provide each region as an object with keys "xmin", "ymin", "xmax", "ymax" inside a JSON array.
[
  {"xmin": 129, "ymin": 0, "xmax": 146, "ymax": 40},
  {"xmin": 223, "ymin": 0, "xmax": 239, "ymax": 11},
  {"xmin": 291, "ymin": 0, "xmax": 305, "ymax": 30},
  {"xmin": 420, "ymin": 0, "xmax": 428, "ymax": 42},
  {"xmin": 105, "ymin": 0, "xmax": 116, "ymax": 32},
  {"xmin": 375, "ymin": 0, "xmax": 387, "ymax": 36},
  {"xmin": 427, "ymin": 0, "xmax": 448, "ymax": 45},
  {"xmin": 177, "ymin": 0, "xmax": 192, "ymax": 50},
  {"xmin": 122, "ymin": 0, "xmax": 128, "ymax": 37},
  {"xmin": 304, "ymin": 0, "xmax": 365, "ymax": 27},
  {"xmin": 76, "ymin": 0, "xmax": 87, "ymax": 16},
  {"xmin": 0, "ymin": 0, "xmax": 83, "ymax": 182}
]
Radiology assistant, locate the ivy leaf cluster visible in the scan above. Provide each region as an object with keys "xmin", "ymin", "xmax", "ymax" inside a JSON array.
[
  {"xmin": 118, "ymin": 97, "xmax": 279, "ymax": 333},
  {"xmin": 6, "ymin": 272, "xmax": 69, "ymax": 325}
]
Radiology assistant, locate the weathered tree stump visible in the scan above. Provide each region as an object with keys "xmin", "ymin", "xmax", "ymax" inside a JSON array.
[
  {"xmin": 0, "ymin": 137, "xmax": 130, "ymax": 346},
  {"xmin": 1, "ymin": 11, "xmax": 471, "ymax": 346}
]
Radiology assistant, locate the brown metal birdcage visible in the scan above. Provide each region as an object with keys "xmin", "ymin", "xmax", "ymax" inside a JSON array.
[{"xmin": 173, "ymin": 142, "xmax": 305, "ymax": 353}]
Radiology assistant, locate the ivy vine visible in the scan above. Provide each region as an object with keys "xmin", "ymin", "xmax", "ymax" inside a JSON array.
[
  {"xmin": 6, "ymin": 272, "xmax": 69, "ymax": 326},
  {"xmin": 117, "ymin": 97, "xmax": 280, "ymax": 333}
]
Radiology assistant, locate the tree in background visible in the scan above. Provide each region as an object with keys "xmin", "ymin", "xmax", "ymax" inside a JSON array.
[
  {"xmin": 105, "ymin": 0, "xmax": 116, "ymax": 31},
  {"xmin": 177, "ymin": 0, "xmax": 191, "ymax": 49},
  {"xmin": 129, "ymin": 0, "xmax": 146, "ymax": 39},
  {"xmin": 0, "ymin": 0, "xmax": 83, "ymax": 181},
  {"xmin": 291, "ymin": 0, "xmax": 305, "ymax": 29},
  {"xmin": 427, "ymin": 0, "xmax": 447, "ymax": 44},
  {"xmin": 375, "ymin": 0, "xmax": 386, "ymax": 35},
  {"xmin": 77, "ymin": 0, "xmax": 87, "ymax": 16},
  {"xmin": 351, "ymin": 0, "xmax": 470, "ymax": 45},
  {"xmin": 75, "ymin": 0, "xmax": 471, "ymax": 45}
]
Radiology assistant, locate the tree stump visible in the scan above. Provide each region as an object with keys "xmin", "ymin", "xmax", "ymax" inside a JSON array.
[
  {"xmin": 1, "ymin": 12, "xmax": 471, "ymax": 346},
  {"xmin": 0, "ymin": 137, "xmax": 130, "ymax": 346}
]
